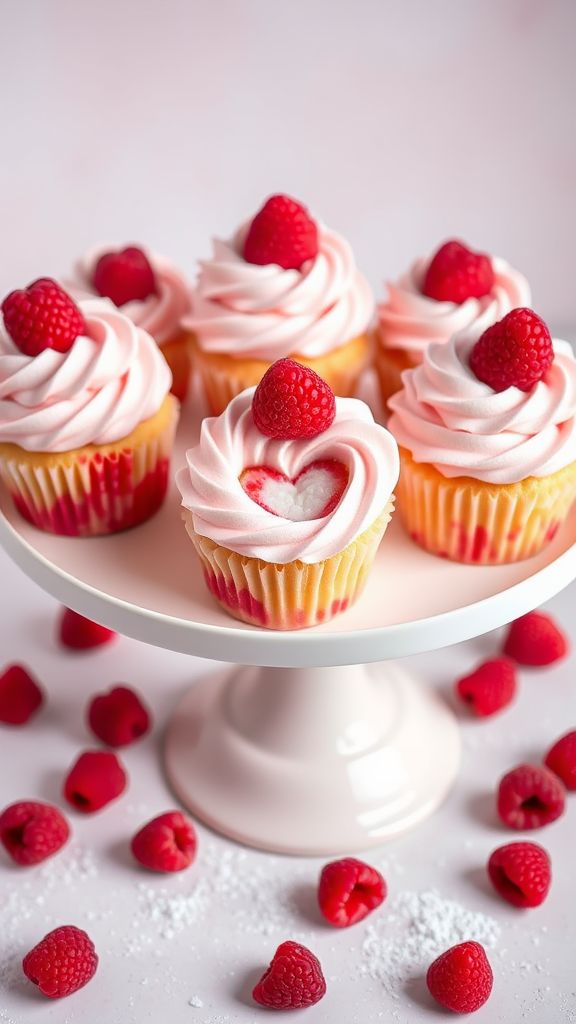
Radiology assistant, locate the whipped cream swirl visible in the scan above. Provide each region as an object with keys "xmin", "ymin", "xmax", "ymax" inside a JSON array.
[
  {"xmin": 0, "ymin": 300, "xmax": 172, "ymax": 452},
  {"xmin": 72, "ymin": 246, "xmax": 191, "ymax": 345},
  {"xmin": 388, "ymin": 332, "xmax": 576, "ymax": 484},
  {"xmin": 379, "ymin": 255, "xmax": 531, "ymax": 358},
  {"xmin": 185, "ymin": 222, "xmax": 374, "ymax": 360},
  {"xmin": 177, "ymin": 389, "xmax": 399, "ymax": 563}
]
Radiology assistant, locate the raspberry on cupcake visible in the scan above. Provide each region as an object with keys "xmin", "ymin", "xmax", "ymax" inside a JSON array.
[
  {"xmin": 185, "ymin": 194, "xmax": 374, "ymax": 414},
  {"xmin": 71, "ymin": 244, "xmax": 193, "ymax": 401},
  {"xmin": 388, "ymin": 308, "xmax": 576, "ymax": 563},
  {"xmin": 177, "ymin": 359, "xmax": 398, "ymax": 629},
  {"xmin": 376, "ymin": 239, "xmax": 530, "ymax": 407},
  {"xmin": 0, "ymin": 278, "xmax": 178, "ymax": 536}
]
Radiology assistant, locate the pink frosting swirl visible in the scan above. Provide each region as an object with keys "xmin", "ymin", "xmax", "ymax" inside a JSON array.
[
  {"xmin": 177, "ymin": 389, "xmax": 399, "ymax": 564},
  {"xmin": 0, "ymin": 299, "xmax": 172, "ymax": 453},
  {"xmin": 388, "ymin": 331, "xmax": 576, "ymax": 484},
  {"xmin": 378, "ymin": 255, "xmax": 531, "ymax": 358},
  {"xmin": 72, "ymin": 246, "xmax": 191, "ymax": 345},
  {"xmin": 185, "ymin": 222, "xmax": 374, "ymax": 360}
]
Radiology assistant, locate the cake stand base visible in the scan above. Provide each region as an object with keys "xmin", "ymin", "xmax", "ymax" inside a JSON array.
[{"xmin": 164, "ymin": 661, "xmax": 460, "ymax": 855}]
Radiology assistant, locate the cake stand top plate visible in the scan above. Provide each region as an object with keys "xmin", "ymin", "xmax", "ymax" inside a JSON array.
[{"xmin": 0, "ymin": 402, "xmax": 575, "ymax": 668}]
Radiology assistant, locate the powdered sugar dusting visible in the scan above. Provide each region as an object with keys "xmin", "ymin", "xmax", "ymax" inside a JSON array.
[
  {"xmin": 133, "ymin": 877, "xmax": 210, "ymax": 944},
  {"xmin": 360, "ymin": 889, "xmax": 500, "ymax": 995},
  {"xmin": 125, "ymin": 844, "xmax": 310, "ymax": 951},
  {"xmin": 0, "ymin": 844, "xmax": 97, "ymax": 939}
]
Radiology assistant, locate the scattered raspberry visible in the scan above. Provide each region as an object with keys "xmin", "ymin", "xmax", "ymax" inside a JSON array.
[
  {"xmin": 497, "ymin": 763, "xmax": 566, "ymax": 830},
  {"xmin": 92, "ymin": 246, "xmax": 157, "ymax": 306},
  {"xmin": 63, "ymin": 750, "xmax": 127, "ymax": 813},
  {"xmin": 455, "ymin": 657, "xmax": 517, "ymax": 717},
  {"xmin": 487, "ymin": 841, "xmax": 551, "ymax": 908},
  {"xmin": 243, "ymin": 194, "xmax": 318, "ymax": 271},
  {"xmin": 422, "ymin": 240, "xmax": 495, "ymax": 304},
  {"xmin": 252, "ymin": 359, "xmax": 336, "ymax": 439},
  {"xmin": 426, "ymin": 941, "xmax": 493, "ymax": 1013},
  {"xmin": 503, "ymin": 610, "xmax": 568, "ymax": 666},
  {"xmin": 0, "ymin": 801, "xmax": 70, "ymax": 866},
  {"xmin": 88, "ymin": 685, "xmax": 151, "ymax": 748},
  {"xmin": 2, "ymin": 278, "xmax": 86, "ymax": 357},
  {"xmin": 544, "ymin": 730, "xmax": 576, "ymax": 790},
  {"xmin": 318, "ymin": 857, "xmax": 387, "ymax": 927},
  {"xmin": 470, "ymin": 308, "xmax": 554, "ymax": 392},
  {"xmin": 0, "ymin": 663, "xmax": 43, "ymax": 725},
  {"xmin": 131, "ymin": 811, "xmax": 197, "ymax": 872},
  {"xmin": 58, "ymin": 607, "xmax": 117, "ymax": 650},
  {"xmin": 252, "ymin": 940, "xmax": 326, "ymax": 1009},
  {"xmin": 23, "ymin": 925, "xmax": 98, "ymax": 998}
]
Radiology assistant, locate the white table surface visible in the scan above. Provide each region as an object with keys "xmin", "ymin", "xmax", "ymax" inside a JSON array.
[{"xmin": 0, "ymin": 544, "xmax": 575, "ymax": 1023}]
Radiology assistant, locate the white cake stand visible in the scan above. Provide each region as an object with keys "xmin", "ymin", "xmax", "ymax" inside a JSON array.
[{"xmin": 1, "ymin": 401, "xmax": 575, "ymax": 855}]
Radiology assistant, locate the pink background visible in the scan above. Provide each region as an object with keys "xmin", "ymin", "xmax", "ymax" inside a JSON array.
[{"xmin": 1, "ymin": 0, "xmax": 575, "ymax": 331}]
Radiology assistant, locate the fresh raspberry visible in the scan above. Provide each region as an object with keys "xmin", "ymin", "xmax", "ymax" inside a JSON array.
[
  {"xmin": 131, "ymin": 811, "xmax": 197, "ymax": 872},
  {"xmin": 503, "ymin": 610, "xmax": 568, "ymax": 666},
  {"xmin": 0, "ymin": 801, "xmax": 70, "ymax": 866},
  {"xmin": 497, "ymin": 763, "xmax": 565, "ymax": 830},
  {"xmin": 92, "ymin": 246, "xmax": 157, "ymax": 306},
  {"xmin": 23, "ymin": 925, "xmax": 98, "ymax": 998},
  {"xmin": 544, "ymin": 730, "xmax": 576, "ymax": 790},
  {"xmin": 243, "ymin": 194, "xmax": 318, "ymax": 271},
  {"xmin": 470, "ymin": 308, "xmax": 554, "ymax": 392},
  {"xmin": 88, "ymin": 685, "xmax": 151, "ymax": 748},
  {"xmin": 58, "ymin": 607, "xmax": 117, "ymax": 650},
  {"xmin": 487, "ymin": 841, "xmax": 551, "ymax": 908},
  {"xmin": 426, "ymin": 941, "xmax": 493, "ymax": 1013},
  {"xmin": 63, "ymin": 750, "xmax": 127, "ymax": 813},
  {"xmin": 318, "ymin": 857, "xmax": 387, "ymax": 927},
  {"xmin": 252, "ymin": 940, "xmax": 326, "ymax": 1009},
  {"xmin": 455, "ymin": 657, "xmax": 517, "ymax": 717},
  {"xmin": 0, "ymin": 663, "xmax": 43, "ymax": 725},
  {"xmin": 422, "ymin": 240, "xmax": 495, "ymax": 304},
  {"xmin": 2, "ymin": 278, "xmax": 86, "ymax": 357},
  {"xmin": 252, "ymin": 359, "xmax": 336, "ymax": 439}
]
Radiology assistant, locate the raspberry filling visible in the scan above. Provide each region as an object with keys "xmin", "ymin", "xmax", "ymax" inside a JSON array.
[{"xmin": 240, "ymin": 460, "xmax": 348, "ymax": 521}]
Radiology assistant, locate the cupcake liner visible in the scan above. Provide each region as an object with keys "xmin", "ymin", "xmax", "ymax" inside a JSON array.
[
  {"xmin": 0, "ymin": 396, "xmax": 179, "ymax": 537},
  {"xmin": 160, "ymin": 330, "xmax": 194, "ymax": 403},
  {"xmin": 191, "ymin": 334, "xmax": 371, "ymax": 415},
  {"xmin": 183, "ymin": 502, "xmax": 394, "ymax": 630},
  {"xmin": 396, "ymin": 447, "xmax": 576, "ymax": 565},
  {"xmin": 374, "ymin": 335, "xmax": 419, "ymax": 410}
]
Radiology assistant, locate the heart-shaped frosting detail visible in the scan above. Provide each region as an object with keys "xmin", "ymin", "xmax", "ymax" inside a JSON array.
[{"xmin": 240, "ymin": 459, "xmax": 348, "ymax": 521}]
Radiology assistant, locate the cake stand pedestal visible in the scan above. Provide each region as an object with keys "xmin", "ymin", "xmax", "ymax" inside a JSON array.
[
  {"xmin": 165, "ymin": 661, "xmax": 459, "ymax": 853},
  {"xmin": 1, "ymin": 403, "xmax": 575, "ymax": 854}
]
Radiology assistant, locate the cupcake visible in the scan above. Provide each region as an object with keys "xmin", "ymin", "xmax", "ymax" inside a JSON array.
[
  {"xmin": 376, "ymin": 239, "xmax": 531, "ymax": 408},
  {"xmin": 71, "ymin": 245, "xmax": 193, "ymax": 401},
  {"xmin": 388, "ymin": 308, "xmax": 576, "ymax": 564},
  {"xmin": 177, "ymin": 359, "xmax": 399, "ymax": 629},
  {"xmin": 185, "ymin": 194, "xmax": 374, "ymax": 414},
  {"xmin": 0, "ymin": 278, "xmax": 178, "ymax": 536}
]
